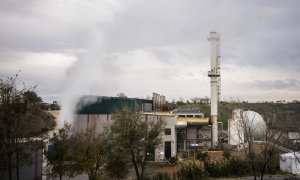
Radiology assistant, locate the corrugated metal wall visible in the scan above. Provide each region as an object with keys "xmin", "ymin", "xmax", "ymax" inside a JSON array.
[{"xmin": 76, "ymin": 96, "xmax": 153, "ymax": 114}]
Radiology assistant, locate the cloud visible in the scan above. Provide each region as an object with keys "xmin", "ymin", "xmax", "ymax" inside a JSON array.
[
  {"xmin": 0, "ymin": 52, "xmax": 76, "ymax": 103},
  {"xmin": 0, "ymin": 0, "xmax": 300, "ymax": 107},
  {"xmin": 0, "ymin": 0, "xmax": 123, "ymax": 53},
  {"xmin": 58, "ymin": 46, "xmax": 212, "ymax": 125},
  {"xmin": 245, "ymin": 79, "xmax": 300, "ymax": 90}
]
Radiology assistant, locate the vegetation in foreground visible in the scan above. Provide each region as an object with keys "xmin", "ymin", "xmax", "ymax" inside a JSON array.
[
  {"xmin": 45, "ymin": 107, "xmax": 165, "ymax": 180},
  {"xmin": 1, "ymin": 73, "xmax": 298, "ymax": 180},
  {"xmin": 146, "ymin": 149, "xmax": 281, "ymax": 180},
  {"xmin": 0, "ymin": 74, "xmax": 55, "ymax": 180}
]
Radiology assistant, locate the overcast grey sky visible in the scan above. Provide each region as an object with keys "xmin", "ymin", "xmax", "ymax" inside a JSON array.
[{"xmin": 1, "ymin": 0, "xmax": 300, "ymax": 103}]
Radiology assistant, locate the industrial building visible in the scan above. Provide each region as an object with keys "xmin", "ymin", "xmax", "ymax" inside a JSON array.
[
  {"xmin": 73, "ymin": 32, "xmax": 221, "ymax": 161},
  {"xmin": 74, "ymin": 94, "xmax": 210, "ymax": 161}
]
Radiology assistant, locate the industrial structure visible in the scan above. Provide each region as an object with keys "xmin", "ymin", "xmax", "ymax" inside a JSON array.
[
  {"xmin": 208, "ymin": 32, "xmax": 221, "ymax": 147},
  {"xmin": 228, "ymin": 110, "xmax": 267, "ymax": 146},
  {"xmin": 73, "ymin": 32, "xmax": 222, "ymax": 160},
  {"xmin": 74, "ymin": 94, "xmax": 210, "ymax": 161}
]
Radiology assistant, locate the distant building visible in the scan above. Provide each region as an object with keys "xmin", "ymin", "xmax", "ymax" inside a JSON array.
[
  {"xmin": 152, "ymin": 92, "xmax": 166, "ymax": 111},
  {"xmin": 41, "ymin": 101, "xmax": 61, "ymax": 111},
  {"xmin": 288, "ymin": 132, "xmax": 300, "ymax": 144}
]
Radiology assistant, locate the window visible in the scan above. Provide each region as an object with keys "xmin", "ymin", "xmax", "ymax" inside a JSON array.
[
  {"xmin": 178, "ymin": 115, "xmax": 185, "ymax": 117},
  {"xmin": 165, "ymin": 128, "xmax": 171, "ymax": 135},
  {"xmin": 187, "ymin": 115, "xmax": 193, "ymax": 117}
]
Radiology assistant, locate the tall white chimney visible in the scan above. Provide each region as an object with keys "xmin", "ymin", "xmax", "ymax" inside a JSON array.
[{"xmin": 208, "ymin": 32, "xmax": 220, "ymax": 147}]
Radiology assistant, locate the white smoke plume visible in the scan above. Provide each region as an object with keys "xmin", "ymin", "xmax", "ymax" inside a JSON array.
[
  {"xmin": 58, "ymin": 54, "xmax": 122, "ymax": 127},
  {"xmin": 58, "ymin": 47, "xmax": 210, "ymax": 127},
  {"xmin": 57, "ymin": 1, "xmax": 214, "ymax": 127}
]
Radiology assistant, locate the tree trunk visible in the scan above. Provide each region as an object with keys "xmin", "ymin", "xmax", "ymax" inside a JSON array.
[
  {"xmin": 130, "ymin": 150, "xmax": 141, "ymax": 180},
  {"xmin": 88, "ymin": 171, "xmax": 96, "ymax": 180},
  {"xmin": 250, "ymin": 162, "xmax": 256, "ymax": 180},
  {"xmin": 260, "ymin": 156, "xmax": 267, "ymax": 180},
  {"xmin": 140, "ymin": 152, "xmax": 147, "ymax": 180},
  {"xmin": 247, "ymin": 128, "xmax": 256, "ymax": 180},
  {"xmin": 250, "ymin": 153, "xmax": 256, "ymax": 180},
  {"xmin": 16, "ymin": 144, "xmax": 20, "ymax": 180},
  {"xmin": 248, "ymin": 143, "xmax": 256, "ymax": 180},
  {"xmin": 7, "ymin": 129, "xmax": 13, "ymax": 180},
  {"xmin": 140, "ymin": 164, "xmax": 145, "ymax": 180},
  {"xmin": 8, "ymin": 153, "xmax": 12, "ymax": 180}
]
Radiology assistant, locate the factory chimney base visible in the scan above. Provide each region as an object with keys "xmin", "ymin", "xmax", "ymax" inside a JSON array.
[{"xmin": 211, "ymin": 115, "xmax": 218, "ymax": 147}]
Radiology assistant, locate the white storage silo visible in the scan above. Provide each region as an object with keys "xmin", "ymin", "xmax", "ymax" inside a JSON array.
[{"xmin": 228, "ymin": 110, "xmax": 266, "ymax": 145}]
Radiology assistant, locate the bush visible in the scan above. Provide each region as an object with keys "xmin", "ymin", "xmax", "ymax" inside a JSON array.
[
  {"xmin": 168, "ymin": 156, "xmax": 178, "ymax": 164},
  {"xmin": 204, "ymin": 159, "xmax": 227, "ymax": 177},
  {"xmin": 265, "ymin": 154, "xmax": 280, "ymax": 174},
  {"xmin": 177, "ymin": 161, "xmax": 208, "ymax": 180},
  {"xmin": 196, "ymin": 150, "xmax": 209, "ymax": 161},
  {"xmin": 146, "ymin": 172, "xmax": 174, "ymax": 180},
  {"xmin": 105, "ymin": 152, "xmax": 128, "ymax": 179},
  {"xmin": 227, "ymin": 157, "xmax": 251, "ymax": 176},
  {"xmin": 222, "ymin": 149, "xmax": 231, "ymax": 160},
  {"xmin": 204, "ymin": 156, "xmax": 251, "ymax": 177}
]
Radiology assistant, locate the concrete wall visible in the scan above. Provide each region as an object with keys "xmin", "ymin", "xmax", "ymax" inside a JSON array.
[
  {"xmin": 74, "ymin": 114, "xmax": 111, "ymax": 134},
  {"xmin": 146, "ymin": 115, "xmax": 177, "ymax": 161},
  {"xmin": 74, "ymin": 114, "xmax": 177, "ymax": 161},
  {"xmin": 1, "ymin": 145, "xmax": 43, "ymax": 180}
]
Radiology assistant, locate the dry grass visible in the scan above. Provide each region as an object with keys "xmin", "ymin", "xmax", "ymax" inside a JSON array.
[{"xmin": 207, "ymin": 151, "xmax": 224, "ymax": 161}]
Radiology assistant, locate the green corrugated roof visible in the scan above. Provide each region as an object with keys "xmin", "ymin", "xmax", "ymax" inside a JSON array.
[{"xmin": 76, "ymin": 96, "xmax": 152, "ymax": 114}]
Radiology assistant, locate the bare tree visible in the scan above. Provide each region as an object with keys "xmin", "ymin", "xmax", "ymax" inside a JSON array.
[
  {"xmin": 191, "ymin": 97, "xmax": 200, "ymax": 104},
  {"xmin": 177, "ymin": 97, "xmax": 185, "ymax": 105},
  {"xmin": 229, "ymin": 101, "xmax": 285, "ymax": 180},
  {"xmin": 116, "ymin": 92, "xmax": 127, "ymax": 98}
]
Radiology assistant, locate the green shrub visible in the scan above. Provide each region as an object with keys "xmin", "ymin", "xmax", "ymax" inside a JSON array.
[
  {"xmin": 146, "ymin": 172, "xmax": 174, "ymax": 180},
  {"xmin": 105, "ymin": 153, "xmax": 128, "ymax": 179}
]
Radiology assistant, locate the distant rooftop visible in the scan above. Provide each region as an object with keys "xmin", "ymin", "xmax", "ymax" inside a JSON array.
[
  {"xmin": 76, "ymin": 95, "xmax": 152, "ymax": 114},
  {"xmin": 173, "ymin": 107, "xmax": 201, "ymax": 113}
]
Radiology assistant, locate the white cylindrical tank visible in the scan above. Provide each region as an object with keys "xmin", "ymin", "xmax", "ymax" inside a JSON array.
[
  {"xmin": 228, "ymin": 115, "xmax": 244, "ymax": 145},
  {"xmin": 229, "ymin": 110, "xmax": 266, "ymax": 145},
  {"xmin": 243, "ymin": 110, "xmax": 266, "ymax": 138}
]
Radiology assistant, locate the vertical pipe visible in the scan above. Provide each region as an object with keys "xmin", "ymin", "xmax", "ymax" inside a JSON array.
[
  {"xmin": 208, "ymin": 32, "xmax": 220, "ymax": 147},
  {"xmin": 184, "ymin": 128, "xmax": 187, "ymax": 151},
  {"xmin": 35, "ymin": 148, "xmax": 38, "ymax": 180}
]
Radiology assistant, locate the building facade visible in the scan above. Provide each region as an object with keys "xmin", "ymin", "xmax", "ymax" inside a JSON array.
[{"xmin": 74, "ymin": 95, "xmax": 210, "ymax": 161}]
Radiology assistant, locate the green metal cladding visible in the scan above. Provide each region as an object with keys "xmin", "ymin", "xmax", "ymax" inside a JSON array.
[{"xmin": 76, "ymin": 96, "xmax": 152, "ymax": 114}]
